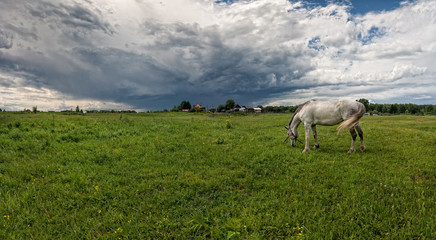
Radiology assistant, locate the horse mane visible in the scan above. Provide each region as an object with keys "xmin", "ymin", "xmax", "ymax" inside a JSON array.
[{"xmin": 288, "ymin": 100, "xmax": 312, "ymax": 127}]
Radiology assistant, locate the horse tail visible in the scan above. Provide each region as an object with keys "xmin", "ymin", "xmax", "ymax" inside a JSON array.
[{"xmin": 337, "ymin": 103, "xmax": 366, "ymax": 134}]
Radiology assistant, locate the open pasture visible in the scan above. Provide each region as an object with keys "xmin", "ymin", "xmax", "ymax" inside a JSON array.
[{"xmin": 0, "ymin": 112, "xmax": 435, "ymax": 239}]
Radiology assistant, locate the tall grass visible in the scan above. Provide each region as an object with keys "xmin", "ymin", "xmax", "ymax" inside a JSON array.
[{"xmin": 0, "ymin": 112, "xmax": 434, "ymax": 239}]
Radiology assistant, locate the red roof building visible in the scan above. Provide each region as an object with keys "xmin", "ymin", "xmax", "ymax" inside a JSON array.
[{"xmin": 193, "ymin": 104, "xmax": 206, "ymax": 112}]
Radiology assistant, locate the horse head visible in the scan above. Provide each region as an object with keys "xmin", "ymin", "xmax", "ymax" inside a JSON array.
[{"xmin": 284, "ymin": 126, "xmax": 300, "ymax": 147}]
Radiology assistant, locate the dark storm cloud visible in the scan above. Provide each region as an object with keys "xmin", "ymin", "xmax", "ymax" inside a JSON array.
[
  {"xmin": 28, "ymin": 1, "xmax": 114, "ymax": 35},
  {"xmin": 136, "ymin": 17, "xmax": 314, "ymax": 106},
  {"xmin": 71, "ymin": 47, "xmax": 182, "ymax": 97},
  {"xmin": 1, "ymin": 46, "xmax": 177, "ymax": 101},
  {"xmin": 0, "ymin": 30, "xmax": 13, "ymax": 49}
]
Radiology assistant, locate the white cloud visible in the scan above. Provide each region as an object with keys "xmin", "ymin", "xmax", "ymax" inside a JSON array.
[
  {"xmin": 266, "ymin": 80, "xmax": 435, "ymax": 106},
  {"xmin": 0, "ymin": 85, "xmax": 135, "ymax": 111}
]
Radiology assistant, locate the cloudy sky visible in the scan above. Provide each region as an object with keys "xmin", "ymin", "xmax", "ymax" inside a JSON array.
[{"xmin": 0, "ymin": 0, "xmax": 435, "ymax": 111}]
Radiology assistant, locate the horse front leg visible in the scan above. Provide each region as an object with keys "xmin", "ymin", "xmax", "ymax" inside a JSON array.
[
  {"xmin": 303, "ymin": 124, "xmax": 311, "ymax": 153},
  {"xmin": 311, "ymin": 125, "xmax": 319, "ymax": 149},
  {"xmin": 348, "ymin": 127, "xmax": 357, "ymax": 154}
]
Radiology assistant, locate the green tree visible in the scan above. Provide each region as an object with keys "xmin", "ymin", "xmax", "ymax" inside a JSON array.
[
  {"xmin": 398, "ymin": 104, "xmax": 406, "ymax": 114},
  {"xmin": 390, "ymin": 104, "xmax": 398, "ymax": 114},
  {"xmin": 225, "ymin": 99, "xmax": 235, "ymax": 110},
  {"xmin": 376, "ymin": 104, "xmax": 383, "ymax": 113},
  {"xmin": 32, "ymin": 106, "xmax": 38, "ymax": 113},
  {"xmin": 407, "ymin": 104, "xmax": 419, "ymax": 114},
  {"xmin": 382, "ymin": 105, "xmax": 389, "ymax": 113},
  {"xmin": 171, "ymin": 106, "xmax": 179, "ymax": 112},
  {"xmin": 288, "ymin": 105, "xmax": 298, "ymax": 113},
  {"xmin": 76, "ymin": 105, "xmax": 80, "ymax": 112},
  {"xmin": 193, "ymin": 105, "xmax": 202, "ymax": 112},
  {"xmin": 217, "ymin": 104, "xmax": 226, "ymax": 112},
  {"xmin": 179, "ymin": 100, "xmax": 191, "ymax": 110},
  {"xmin": 425, "ymin": 105, "xmax": 433, "ymax": 114}
]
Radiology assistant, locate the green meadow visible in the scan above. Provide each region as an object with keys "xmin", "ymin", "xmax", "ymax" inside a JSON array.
[{"xmin": 0, "ymin": 112, "xmax": 435, "ymax": 239}]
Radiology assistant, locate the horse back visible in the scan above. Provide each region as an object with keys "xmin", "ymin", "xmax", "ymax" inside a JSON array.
[{"xmin": 299, "ymin": 99, "xmax": 361, "ymax": 126}]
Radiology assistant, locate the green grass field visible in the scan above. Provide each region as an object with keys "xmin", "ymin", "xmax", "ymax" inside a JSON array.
[{"xmin": 0, "ymin": 112, "xmax": 435, "ymax": 239}]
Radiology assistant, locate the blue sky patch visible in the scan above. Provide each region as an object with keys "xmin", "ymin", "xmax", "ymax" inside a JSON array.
[
  {"xmin": 358, "ymin": 26, "xmax": 386, "ymax": 45},
  {"xmin": 215, "ymin": 0, "xmax": 236, "ymax": 4},
  {"xmin": 289, "ymin": 0, "xmax": 404, "ymax": 15},
  {"xmin": 220, "ymin": 0, "xmax": 404, "ymax": 15},
  {"xmin": 308, "ymin": 37, "xmax": 326, "ymax": 51}
]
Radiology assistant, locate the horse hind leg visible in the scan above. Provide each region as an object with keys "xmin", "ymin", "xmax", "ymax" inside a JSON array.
[
  {"xmin": 356, "ymin": 124, "xmax": 365, "ymax": 152},
  {"xmin": 311, "ymin": 125, "xmax": 319, "ymax": 149},
  {"xmin": 348, "ymin": 127, "xmax": 357, "ymax": 154}
]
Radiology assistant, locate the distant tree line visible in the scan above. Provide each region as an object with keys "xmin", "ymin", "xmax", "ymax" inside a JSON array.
[
  {"xmin": 366, "ymin": 103, "xmax": 435, "ymax": 115},
  {"xmin": 86, "ymin": 110, "xmax": 137, "ymax": 113},
  {"xmin": 262, "ymin": 105, "xmax": 299, "ymax": 113},
  {"xmin": 355, "ymin": 98, "xmax": 436, "ymax": 115},
  {"xmin": 261, "ymin": 99, "xmax": 436, "ymax": 115},
  {"xmin": 171, "ymin": 99, "xmax": 239, "ymax": 113},
  {"xmin": 2, "ymin": 99, "xmax": 435, "ymax": 115}
]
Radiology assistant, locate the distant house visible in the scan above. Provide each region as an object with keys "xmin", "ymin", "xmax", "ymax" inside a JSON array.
[
  {"xmin": 193, "ymin": 104, "xmax": 206, "ymax": 112},
  {"xmin": 232, "ymin": 104, "xmax": 241, "ymax": 112},
  {"xmin": 233, "ymin": 106, "xmax": 262, "ymax": 113}
]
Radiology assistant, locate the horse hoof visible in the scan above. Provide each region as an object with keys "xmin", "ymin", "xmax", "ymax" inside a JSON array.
[
  {"xmin": 302, "ymin": 149, "xmax": 310, "ymax": 153},
  {"xmin": 360, "ymin": 146, "xmax": 365, "ymax": 152},
  {"xmin": 313, "ymin": 144, "xmax": 319, "ymax": 150},
  {"xmin": 347, "ymin": 149, "xmax": 355, "ymax": 154}
]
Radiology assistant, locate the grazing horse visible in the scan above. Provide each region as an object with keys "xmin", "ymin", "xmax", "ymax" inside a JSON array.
[{"xmin": 284, "ymin": 99, "xmax": 366, "ymax": 153}]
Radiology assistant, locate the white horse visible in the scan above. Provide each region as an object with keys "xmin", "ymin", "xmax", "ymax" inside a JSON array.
[{"xmin": 284, "ymin": 99, "xmax": 366, "ymax": 153}]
